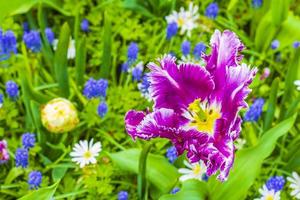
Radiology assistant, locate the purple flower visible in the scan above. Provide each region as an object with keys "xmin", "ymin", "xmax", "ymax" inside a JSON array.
[
  {"xmin": 22, "ymin": 133, "xmax": 36, "ymax": 149},
  {"xmin": 81, "ymin": 19, "xmax": 89, "ymax": 32},
  {"xmin": 97, "ymin": 102, "xmax": 108, "ymax": 118},
  {"xmin": 124, "ymin": 30, "xmax": 256, "ymax": 181},
  {"xmin": 15, "ymin": 148, "xmax": 29, "ymax": 168},
  {"xmin": 0, "ymin": 140, "xmax": 9, "ymax": 164},
  {"xmin": 266, "ymin": 176, "xmax": 285, "ymax": 192},
  {"xmin": 0, "ymin": 30, "xmax": 17, "ymax": 60},
  {"xmin": 83, "ymin": 78, "xmax": 108, "ymax": 99},
  {"xmin": 193, "ymin": 42, "xmax": 206, "ymax": 59},
  {"xmin": 252, "ymin": 0, "xmax": 263, "ymax": 8},
  {"xmin": 166, "ymin": 22, "xmax": 178, "ymax": 40},
  {"xmin": 118, "ymin": 191, "xmax": 128, "ymax": 200},
  {"xmin": 23, "ymin": 30, "xmax": 42, "ymax": 52},
  {"xmin": 170, "ymin": 187, "xmax": 180, "ymax": 194},
  {"xmin": 28, "ymin": 171, "xmax": 42, "ymax": 189},
  {"xmin": 271, "ymin": 40, "xmax": 279, "ymax": 50},
  {"xmin": 166, "ymin": 146, "xmax": 177, "ymax": 163},
  {"xmin": 45, "ymin": 28, "xmax": 54, "ymax": 44},
  {"xmin": 244, "ymin": 98, "xmax": 264, "ymax": 122},
  {"xmin": 127, "ymin": 42, "xmax": 138, "ymax": 62},
  {"xmin": 205, "ymin": 3, "xmax": 219, "ymax": 19},
  {"xmin": 181, "ymin": 41, "xmax": 190, "ymax": 56},
  {"xmin": 293, "ymin": 41, "xmax": 300, "ymax": 48},
  {"xmin": 5, "ymin": 80, "xmax": 19, "ymax": 99}
]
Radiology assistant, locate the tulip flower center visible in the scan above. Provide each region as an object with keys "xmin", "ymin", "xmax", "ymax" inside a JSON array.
[{"xmin": 187, "ymin": 99, "xmax": 221, "ymax": 134}]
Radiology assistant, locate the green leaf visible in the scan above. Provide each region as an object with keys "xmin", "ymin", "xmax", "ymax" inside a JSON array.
[
  {"xmin": 75, "ymin": 36, "xmax": 87, "ymax": 87},
  {"xmin": 52, "ymin": 167, "xmax": 68, "ymax": 182},
  {"xmin": 209, "ymin": 115, "xmax": 296, "ymax": 200},
  {"xmin": 54, "ymin": 22, "xmax": 70, "ymax": 98},
  {"xmin": 99, "ymin": 12, "xmax": 112, "ymax": 78},
  {"xmin": 271, "ymin": 0, "xmax": 289, "ymax": 27},
  {"xmin": 138, "ymin": 143, "xmax": 152, "ymax": 200},
  {"xmin": 263, "ymin": 77, "xmax": 279, "ymax": 131},
  {"xmin": 122, "ymin": 0, "xmax": 156, "ymax": 18},
  {"xmin": 110, "ymin": 149, "xmax": 179, "ymax": 194},
  {"xmin": 18, "ymin": 181, "xmax": 60, "ymax": 200},
  {"xmin": 159, "ymin": 180, "xmax": 208, "ymax": 200},
  {"xmin": 4, "ymin": 168, "xmax": 24, "ymax": 185}
]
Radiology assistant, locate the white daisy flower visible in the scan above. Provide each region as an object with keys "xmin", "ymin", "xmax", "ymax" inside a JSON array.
[
  {"xmin": 53, "ymin": 38, "xmax": 76, "ymax": 59},
  {"xmin": 70, "ymin": 139, "xmax": 102, "ymax": 168},
  {"xmin": 255, "ymin": 185, "xmax": 281, "ymax": 200},
  {"xmin": 165, "ymin": 2, "xmax": 199, "ymax": 37},
  {"xmin": 178, "ymin": 160, "xmax": 206, "ymax": 182},
  {"xmin": 294, "ymin": 80, "xmax": 300, "ymax": 91},
  {"xmin": 287, "ymin": 172, "xmax": 300, "ymax": 199},
  {"xmin": 234, "ymin": 138, "xmax": 246, "ymax": 150}
]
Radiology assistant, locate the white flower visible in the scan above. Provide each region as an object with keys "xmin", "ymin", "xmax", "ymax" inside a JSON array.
[
  {"xmin": 235, "ymin": 138, "xmax": 246, "ymax": 150},
  {"xmin": 53, "ymin": 38, "xmax": 76, "ymax": 59},
  {"xmin": 287, "ymin": 172, "xmax": 300, "ymax": 199},
  {"xmin": 178, "ymin": 160, "xmax": 206, "ymax": 182},
  {"xmin": 41, "ymin": 98, "xmax": 79, "ymax": 133},
  {"xmin": 255, "ymin": 185, "xmax": 281, "ymax": 200},
  {"xmin": 70, "ymin": 139, "xmax": 102, "ymax": 168},
  {"xmin": 294, "ymin": 80, "xmax": 300, "ymax": 91},
  {"xmin": 165, "ymin": 2, "xmax": 199, "ymax": 37}
]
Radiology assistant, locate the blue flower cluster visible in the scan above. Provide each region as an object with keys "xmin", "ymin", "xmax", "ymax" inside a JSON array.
[
  {"xmin": 132, "ymin": 62, "xmax": 144, "ymax": 81},
  {"xmin": 118, "ymin": 191, "xmax": 128, "ymax": 200},
  {"xmin": 166, "ymin": 146, "xmax": 178, "ymax": 163},
  {"xmin": 81, "ymin": 19, "xmax": 89, "ymax": 32},
  {"xmin": 28, "ymin": 171, "xmax": 42, "ymax": 189},
  {"xmin": 181, "ymin": 41, "xmax": 191, "ymax": 56},
  {"xmin": 193, "ymin": 42, "xmax": 206, "ymax": 59},
  {"xmin": 0, "ymin": 93, "xmax": 3, "ymax": 107},
  {"xmin": 252, "ymin": 0, "xmax": 263, "ymax": 8},
  {"xmin": 22, "ymin": 133, "xmax": 36, "ymax": 149},
  {"xmin": 83, "ymin": 78, "xmax": 108, "ymax": 99},
  {"xmin": 138, "ymin": 73, "xmax": 151, "ymax": 100},
  {"xmin": 23, "ymin": 22, "xmax": 29, "ymax": 33},
  {"xmin": 127, "ymin": 42, "xmax": 139, "ymax": 62},
  {"xmin": 15, "ymin": 148, "xmax": 29, "ymax": 168},
  {"xmin": 170, "ymin": 187, "xmax": 180, "ymax": 194},
  {"xmin": 97, "ymin": 102, "xmax": 108, "ymax": 118},
  {"xmin": 166, "ymin": 22, "xmax": 178, "ymax": 40},
  {"xmin": 45, "ymin": 28, "xmax": 55, "ymax": 44},
  {"xmin": 293, "ymin": 41, "xmax": 300, "ymax": 49},
  {"xmin": 244, "ymin": 98, "xmax": 264, "ymax": 122},
  {"xmin": 5, "ymin": 80, "xmax": 19, "ymax": 100},
  {"xmin": 23, "ymin": 30, "xmax": 42, "ymax": 52},
  {"xmin": 271, "ymin": 40, "xmax": 280, "ymax": 50},
  {"xmin": 266, "ymin": 176, "xmax": 285, "ymax": 192},
  {"xmin": 205, "ymin": 3, "xmax": 219, "ymax": 19},
  {"xmin": 0, "ymin": 29, "xmax": 17, "ymax": 61}
]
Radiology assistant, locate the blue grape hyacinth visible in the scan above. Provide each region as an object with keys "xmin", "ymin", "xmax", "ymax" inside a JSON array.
[
  {"xmin": 5, "ymin": 80, "xmax": 19, "ymax": 99},
  {"xmin": 244, "ymin": 98, "xmax": 264, "ymax": 122},
  {"xmin": 181, "ymin": 41, "xmax": 191, "ymax": 56},
  {"xmin": 97, "ymin": 102, "xmax": 108, "ymax": 118},
  {"xmin": 0, "ymin": 93, "xmax": 3, "ymax": 108},
  {"xmin": 266, "ymin": 176, "xmax": 285, "ymax": 192},
  {"xmin": 252, "ymin": 0, "xmax": 263, "ymax": 8},
  {"xmin": 205, "ymin": 3, "xmax": 219, "ymax": 19},
  {"xmin": 132, "ymin": 62, "xmax": 144, "ymax": 81},
  {"xmin": 166, "ymin": 146, "xmax": 178, "ymax": 163},
  {"xmin": 127, "ymin": 42, "xmax": 138, "ymax": 62},
  {"xmin": 23, "ymin": 30, "xmax": 42, "ymax": 52},
  {"xmin": 83, "ymin": 78, "xmax": 108, "ymax": 99},
  {"xmin": 22, "ymin": 133, "xmax": 36, "ymax": 149},
  {"xmin": 28, "ymin": 171, "xmax": 42, "ymax": 189},
  {"xmin": 121, "ymin": 62, "xmax": 129, "ymax": 72},
  {"xmin": 81, "ymin": 19, "xmax": 89, "ymax": 32},
  {"xmin": 138, "ymin": 73, "xmax": 151, "ymax": 100},
  {"xmin": 293, "ymin": 41, "xmax": 300, "ymax": 49},
  {"xmin": 45, "ymin": 28, "xmax": 54, "ymax": 44},
  {"xmin": 15, "ymin": 148, "xmax": 29, "ymax": 168},
  {"xmin": 170, "ymin": 187, "xmax": 180, "ymax": 194},
  {"xmin": 193, "ymin": 42, "xmax": 206, "ymax": 59},
  {"xmin": 0, "ymin": 30, "xmax": 17, "ymax": 60},
  {"xmin": 118, "ymin": 191, "xmax": 128, "ymax": 200},
  {"xmin": 166, "ymin": 22, "xmax": 178, "ymax": 40},
  {"xmin": 271, "ymin": 40, "xmax": 280, "ymax": 50}
]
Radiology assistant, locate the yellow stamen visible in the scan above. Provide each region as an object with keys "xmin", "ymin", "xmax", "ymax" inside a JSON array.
[
  {"xmin": 266, "ymin": 195, "xmax": 274, "ymax": 200},
  {"xmin": 192, "ymin": 164, "xmax": 201, "ymax": 175},
  {"xmin": 83, "ymin": 151, "xmax": 92, "ymax": 159},
  {"xmin": 188, "ymin": 99, "xmax": 221, "ymax": 134},
  {"xmin": 177, "ymin": 18, "xmax": 184, "ymax": 26}
]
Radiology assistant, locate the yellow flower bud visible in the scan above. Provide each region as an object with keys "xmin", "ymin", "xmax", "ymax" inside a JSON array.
[{"xmin": 41, "ymin": 98, "xmax": 79, "ymax": 133}]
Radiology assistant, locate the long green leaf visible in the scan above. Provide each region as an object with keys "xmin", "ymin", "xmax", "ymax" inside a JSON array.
[
  {"xmin": 110, "ymin": 149, "xmax": 179, "ymax": 195},
  {"xmin": 18, "ymin": 181, "xmax": 60, "ymax": 200},
  {"xmin": 263, "ymin": 77, "xmax": 279, "ymax": 131},
  {"xmin": 75, "ymin": 36, "xmax": 87, "ymax": 87},
  {"xmin": 138, "ymin": 143, "xmax": 152, "ymax": 200},
  {"xmin": 209, "ymin": 115, "xmax": 296, "ymax": 200},
  {"xmin": 271, "ymin": 0, "xmax": 289, "ymax": 27},
  {"xmin": 159, "ymin": 180, "xmax": 208, "ymax": 200},
  {"xmin": 99, "ymin": 12, "xmax": 112, "ymax": 78},
  {"xmin": 54, "ymin": 22, "xmax": 70, "ymax": 98}
]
